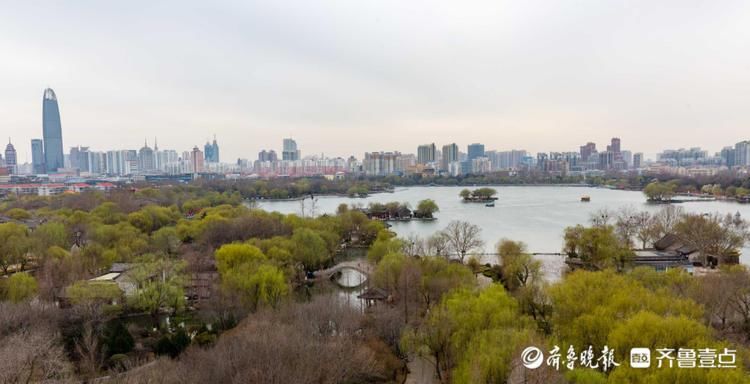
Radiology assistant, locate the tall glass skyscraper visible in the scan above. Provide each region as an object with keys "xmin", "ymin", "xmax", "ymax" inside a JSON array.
[
  {"xmin": 31, "ymin": 139, "xmax": 45, "ymax": 174},
  {"xmin": 42, "ymin": 88, "xmax": 64, "ymax": 172}
]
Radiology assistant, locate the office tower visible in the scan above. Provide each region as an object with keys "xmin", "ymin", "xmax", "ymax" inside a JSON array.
[
  {"xmin": 70, "ymin": 146, "xmax": 91, "ymax": 172},
  {"xmin": 88, "ymin": 152, "xmax": 106, "ymax": 174},
  {"xmin": 191, "ymin": 146, "xmax": 204, "ymax": 173},
  {"xmin": 608, "ymin": 137, "xmax": 621, "ymax": 154},
  {"xmin": 138, "ymin": 140, "xmax": 155, "ymax": 172},
  {"xmin": 417, "ymin": 143, "xmax": 436, "ymax": 164},
  {"xmin": 203, "ymin": 136, "xmax": 220, "ymax": 163},
  {"xmin": 4, "ymin": 140, "xmax": 17, "ymax": 174},
  {"xmin": 282, "ymin": 138, "xmax": 300, "ymax": 161},
  {"xmin": 258, "ymin": 149, "xmax": 278, "ymax": 162},
  {"xmin": 735, "ymin": 141, "xmax": 750, "ymax": 166},
  {"xmin": 42, "ymin": 88, "xmax": 64, "ymax": 172},
  {"xmin": 633, "ymin": 153, "xmax": 643, "ymax": 169},
  {"xmin": 721, "ymin": 147, "xmax": 736, "ymax": 167},
  {"xmin": 598, "ymin": 151, "xmax": 615, "ymax": 170},
  {"xmin": 106, "ymin": 150, "xmax": 124, "ymax": 175},
  {"xmin": 580, "ymin": 142, "xmax": 596, "ymax": 162},
  {"xmin": 441, "ymin": 143, "xmax": 459, "ymax": 171},
  {"xmin": 363, "ymin": 151, "xmax": 400, "ymax": 176},
  {"xmin": 467, "ymin": 143, "xmax": 485, "ymax": 161},
  {"xmin": 31, "ymin": 139, "xmax": 45, "ymax": 174},
  {"xmin": 211, "ymin": 136, "xmax": 219, "ymax": 163},
  {"xmin": 620, "ymin": 150, "xmax": 633, "ymax": 168}
]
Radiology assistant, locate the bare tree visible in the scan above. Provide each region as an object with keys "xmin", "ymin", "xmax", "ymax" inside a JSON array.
[
  {"xmin": 426, "ymin": 231, "xmax": 450, "ymax": 258},
  {"xmin": 633, "ymin": 211, "xmax": 656, "ymax": 249},
  {"xmin": 651, "ymin": 205, "xmax": 684, "ymax": 238},
  {"xmin": 589, "ymin": 208, "xmax": 613, "ymax": 227},
  {"xmin": 75, "ymin": 322, "xmax": 105, "ymax": 378},
  {"xmin": 443, "ymin": 221, "xmax": 484, "ymax": 263},
  {"xmin": 402, "ymin": 234, "xmax": 425, "ymax": 257},
  {"xmin": 0, "ymin": 303, "xmax": 72, "ymax": 383},
  {"xmin": 674, "ymin": 213, "xmax": 748, "ymax": 266},
  {"xmin": 122, "ymin": 296, "xmax": 383, "ymax": 384},
  {"xmin": 614, "ymin": 207, "xmax": 639, "ymax": 248}
]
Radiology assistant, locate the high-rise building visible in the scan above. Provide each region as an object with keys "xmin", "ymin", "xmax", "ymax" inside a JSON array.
[
  {"xmin": 598, "ymin": 151, "xmax": 615, "ymax": 170},
  {"xmin": 258, "ymin": 150, "xmax": 278, "ymax": 162},
  {"xmin": 441, "ymin": 143, "xmax": 459, "ymax": 171},
  {"xmin": 580, "ymin": 142, "xmax": 596, "ymax": 162},
  {"xmin": 721, "ymin": 147, "xmax": 736, "ymax": 167},
  {"xmin": 106, "ymin": 150, "xmax": 125, "ymax": 175},
  {"xmin": 191, "ymin": 146, "xmax": 205, "ymax": 174},
  {"xmin": 495, "ymin": 150, "xmax": 527, "ymax": 170},
  {"xmin": 70, "ymin": 146, "xmax": 91, "ymax": 172},
  {"xmin": 282, "ymin": 138, "xmax": 300, "ymax": 161},
  {"xmin": 620, "ymin": 150, "xmax": 633, "ymax": 168},
  {"xmin": 363, "ymin": 151, "xmax": 400, "ymax": 176},
  {"xmin": 4, "ymin": 139, "xmax": 17, "ymax": 174},
  {"xmin": 417, "ymin": 143, "xmax": 436, "ymax": 164},
  {"xmin": 138, "ymin": 140, "xmax": 155, "ymax": 172},
  {"xmin": 735, "ymin": 141, "xmax": 750, "ymax": 166},
  {"xmin": 203, "ymin": 136, "xmax": 220, "ymax": 163},
  {"xmin": 657, "ymin": 148, "xmax": 709, "ymax": 166},
  {"xmin": 31, "ymin": 139, "xmax": 45, "ymax": 174},
  {"xmin": 42, "ymin": 88, "xmax": 64, "ymax": 172},
  {"xmin": 467, "ymin": 143, "xmax": 485, "ymax": 161},
  {"xmin": 607, "ymin": 137, "xmax": 621, "ymax": 154},
  {"xmin": 633, "ymin": 153, "xmax": 643, "ymax": 169},
  {"xmin": 211, "ymin": 137, "xmax": 219, "ymax": 163}
]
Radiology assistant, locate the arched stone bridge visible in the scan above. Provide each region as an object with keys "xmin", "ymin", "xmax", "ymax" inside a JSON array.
[{"xmin": 313, "ymin": 260, "xmax": 373, "ymax": 280}]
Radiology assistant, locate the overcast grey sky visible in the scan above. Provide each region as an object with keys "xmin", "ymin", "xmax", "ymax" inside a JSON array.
[{"xmin": 1, "ymin": 0, "xmax": 749, "ymax": 162}]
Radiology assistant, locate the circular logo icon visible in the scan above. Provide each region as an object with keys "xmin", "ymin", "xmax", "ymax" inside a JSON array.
[{"xmin": 521, "ymin": 346, "xmax": 544, "ymax": 369}]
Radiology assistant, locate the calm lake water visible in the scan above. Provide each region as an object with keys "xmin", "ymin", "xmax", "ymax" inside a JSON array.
[{"xmin": 259, "ymin": 186, "xmax": 750, "ymax": 278}]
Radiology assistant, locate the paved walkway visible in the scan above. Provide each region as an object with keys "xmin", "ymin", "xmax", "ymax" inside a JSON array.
[{"xmin": 405, "ymin": 356, "xmax": 438, "ymax": 384}]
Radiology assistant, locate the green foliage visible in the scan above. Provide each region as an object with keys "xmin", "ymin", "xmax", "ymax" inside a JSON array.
[
  {"xmin": 4, "ymin": 272, "xmax": 38, "ymax": 303},
  {"xmin": 414, "ymin": 199, "xmax": 439, "ymax": 218},
  {"xmin": 404, "ymin": 285, "xmax": 534, "ymax": 382},
  {"xmin": 291, "ymin": 228, "xmax": 330, "ymax": 270},
  {"xmin": 0, "ymin": 222, "xmax": 31, "ymax": 273},
  {"xmin": 215, "ymin": 243, "xmax": 288, "ymax": 309},
  {"xmin": 563, "ymin": 225, "xmax": 633, "ymax": 270},
  {"xmin": 215, "ymin": 243, "xmax": 267, "ymax": 273},
  {"xmin": 5, "ymin": 208, "xmax": 31, "ymax": 220},
  {"xmin": 368, "ymin": 232, "xmax": 404, "ymax": 264},
  {"xmin": 127, "ymin": 257, "xmax": 186, "ymax": 321},
  {"xmin": 66, "ymin": 281, "xmax": 123, "ymax": 306},
  {"xmin": 643, "ymin": 181, "xmax": 676, "ymax": 201},
  {"xmin": 91, "ymin": 202, "xmax": 126, "ymax": 224},
  {"xmin": 31, "ymin": 221, "xmax": 69, "ymax": 253},
  {"xmin": 548, "ymin": 270, "xmax": 702, "ymax": 349},
  {"xmin": 102, "ymin": 319, "xmax": 135, "ymax": 357},
  {"xmin": 497, "ymin": 239, "xmax": 541, "ymax": 292},
  {"xmin": 460, "ymin": 187, "xmax": 497, "ymax": 201}
]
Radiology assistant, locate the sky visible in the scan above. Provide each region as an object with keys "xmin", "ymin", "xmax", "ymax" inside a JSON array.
[{"xmin": 1, "ymin": 0, "xmax": 749, "ymax": 163}]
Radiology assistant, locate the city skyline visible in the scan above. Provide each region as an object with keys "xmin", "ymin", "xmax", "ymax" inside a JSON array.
[
  {"xmin": 3, "ymin": 1, "xmax": 750, "ymax": 162},
  {"xmin": 4, "ymin": 87, "xmax": 748, "ymax": 178}
]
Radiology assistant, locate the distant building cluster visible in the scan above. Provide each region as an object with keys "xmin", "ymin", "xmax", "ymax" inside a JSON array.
[{"xmin": 4, "ymin": 88, "xmax": 750, "ymax": 184}]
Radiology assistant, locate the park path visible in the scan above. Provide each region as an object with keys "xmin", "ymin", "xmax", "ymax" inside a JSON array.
[{"xmin": 405, "ymin": 356, "xmax": 438, "ymax": 384}]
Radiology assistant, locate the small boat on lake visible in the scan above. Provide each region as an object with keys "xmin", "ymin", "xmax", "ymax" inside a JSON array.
[
  {"xmin": 485, "ymin": 202, "xmax": 495, "ymax": 207},
  {"xmin": 581, "ymin": 196, "xmax": 591, "ymax": 202}
]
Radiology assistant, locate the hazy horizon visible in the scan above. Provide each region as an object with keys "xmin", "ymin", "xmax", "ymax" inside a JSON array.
[{"xmin": 2, "ymin": 1, "xmax": 749, "ymax": 162}]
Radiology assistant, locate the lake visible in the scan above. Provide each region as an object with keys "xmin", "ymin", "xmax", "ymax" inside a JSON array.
[{"xmin": 258, "ymin": 186, "xmax": 750, "ymax": 278}]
